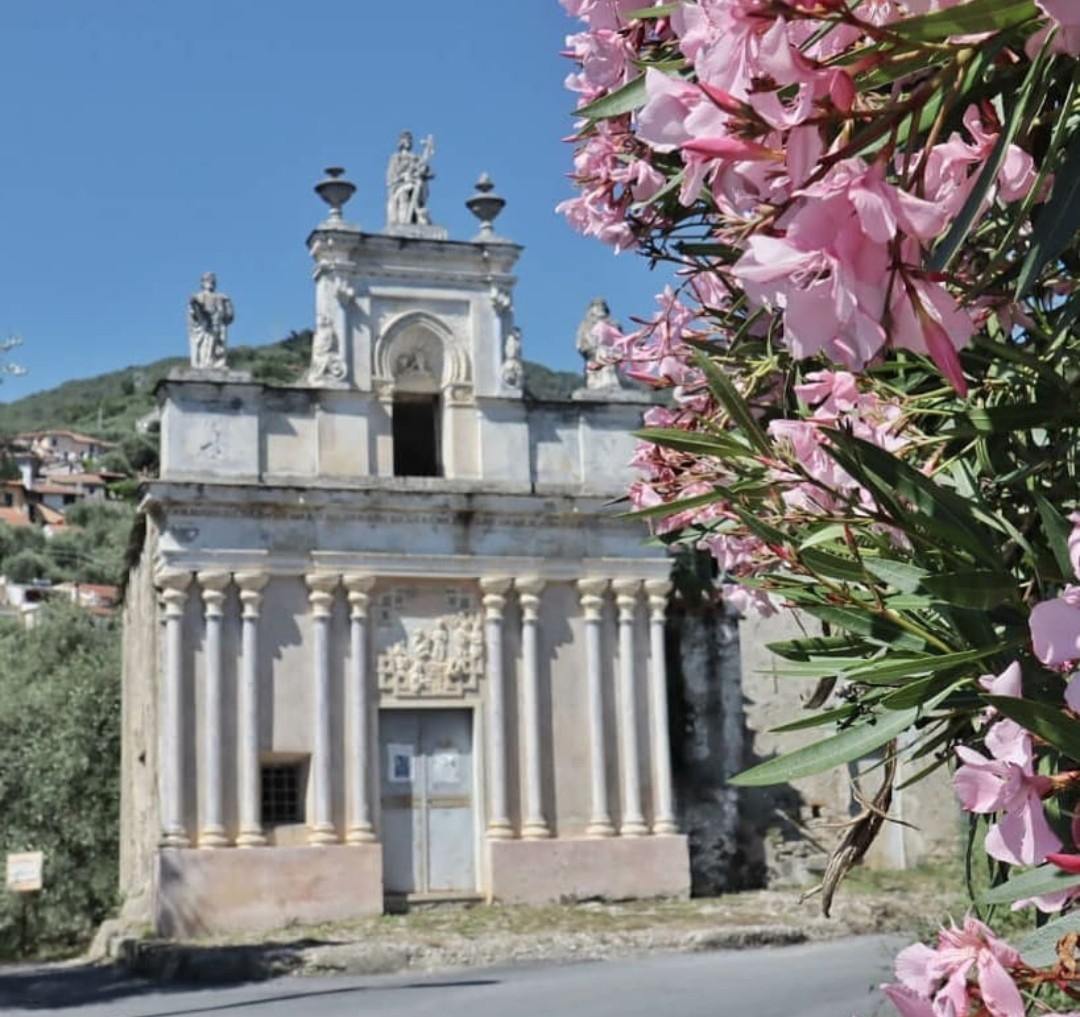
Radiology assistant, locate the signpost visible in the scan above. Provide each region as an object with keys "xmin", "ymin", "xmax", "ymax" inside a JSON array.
[{"xmin": 6, "ymin": 851, "xmax": 43, "ymax": 956}]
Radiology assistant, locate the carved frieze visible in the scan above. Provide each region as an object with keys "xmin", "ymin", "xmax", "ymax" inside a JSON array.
[{"xmin": 375, "ymin": 586, "xmax": 484, "ymax": 699}]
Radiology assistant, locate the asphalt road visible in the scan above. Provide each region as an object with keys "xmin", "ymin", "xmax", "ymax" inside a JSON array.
[{"xmin": 0, "ymin": 934, "xmax": 906, "ymax": 1017}]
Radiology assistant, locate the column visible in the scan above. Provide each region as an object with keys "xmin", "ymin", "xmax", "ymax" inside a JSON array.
[
  {"xmin": 344, "ymin": 574, "xmax": 376, "ymax": 845},
  {"xmin": 197, "ymin": 571, "xmax": 231, "ymax": 848},
  {"xmin": 516, "ymin": 577, "xmax": 549, "ymax": 839},
  {"xmin": 578, "ymin": 578, "xmax": 614, "ymax": 837},
  {"xmin": 235, "ymin": 570, "xmax": 268, "ymax": 847},
  {"xmin": 307, "ymin": 573, "xmax": 339, "ymax": 845},
  {"xmin": 645, "ymin": 579, "xmax": 678, "ymax": 835},
  {"xmin": 157, "ymin": 568, "xmax": 192, "ymax": 848},
  {"xmin": 613, "ymin": 579, "xmax": 647, "ymax": 836},
  {"xmin": 481, "ymin": 576, "xmax": 514, "ymax": 839}
]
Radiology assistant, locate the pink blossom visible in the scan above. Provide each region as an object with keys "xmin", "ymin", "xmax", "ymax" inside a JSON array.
[
  {"xmin": 560, "ymin": 0, "xmax": 652, "ymax": 30},
  {"xmin": 1030, "ymin": 586, "xmax": 1080, "ymax": 667},
  {"xmin": 1030, "ymin": 0, "xmax": 1080, "ymax": 57},
  {"xmin": 1069, "ymin": 511, "xmax": 1080, "ymax": 579},
  {"xmin": 954, "ymin": 719, "xmax": 1061, "ymax": 867},
  {"xmin": 565, "ymin": 29, "xmax": 634, "ymax": 101},
  {"xmin": 979, "ymin": 661, "xmax": 1022, "ymax": 699},
  {"xmin": 885, "ymin": 917, "xmax": 1023, "ymax": 1017},
  {"xmin": 889, "ymin": 276, "xmax": 973, "ymax": 396}
]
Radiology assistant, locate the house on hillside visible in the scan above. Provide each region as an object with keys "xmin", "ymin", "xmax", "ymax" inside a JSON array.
[
  {"xmin": 120, "ymin": 144, "xmax": 689, "ymax": 937},
  {"xmin": 12, "ymin": 429, "xmax": 117, "ymax": 466}
]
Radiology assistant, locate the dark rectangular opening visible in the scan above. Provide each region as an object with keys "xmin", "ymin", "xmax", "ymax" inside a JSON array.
[
  {"xmin": 261, "ymin": 762, "xmax": 305, "ymax": 826},
  {"xmin": 393, "ymin": 396, "xmax": 441, "ymax": 477}
]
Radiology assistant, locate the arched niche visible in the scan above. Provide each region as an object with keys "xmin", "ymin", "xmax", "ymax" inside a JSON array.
[{"xmin": 373, "ymin": 312, "xmax": 471, "ymax": 397}]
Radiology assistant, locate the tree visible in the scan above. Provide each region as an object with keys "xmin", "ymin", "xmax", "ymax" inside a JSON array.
[
  {"xmin": 562, "ymin": 1, "xmax": 1080, "ymax": 1012},
  {"xmin": 0, "ymin": 605, "xmax": 121, "ymax": 957}
]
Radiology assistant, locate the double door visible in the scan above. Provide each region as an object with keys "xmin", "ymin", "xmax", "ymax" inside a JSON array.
[{"xmin": 379, "ymin": 708, "xmax": 477, "ymax": 896}]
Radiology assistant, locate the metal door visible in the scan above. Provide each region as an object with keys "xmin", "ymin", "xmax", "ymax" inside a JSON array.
[{"xmin": 379, "ymin": 709, "xmax": 476, "ymax": 895}]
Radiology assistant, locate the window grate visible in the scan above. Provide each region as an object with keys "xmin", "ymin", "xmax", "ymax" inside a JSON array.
[{"xmin": 261, "ymin": 763, "xmax": 304, "ymax": 825}]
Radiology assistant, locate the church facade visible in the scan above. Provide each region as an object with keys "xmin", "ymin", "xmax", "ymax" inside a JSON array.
[{"xmin": 120, "ymin": 146, "xmax": 690, "ymax": 937}]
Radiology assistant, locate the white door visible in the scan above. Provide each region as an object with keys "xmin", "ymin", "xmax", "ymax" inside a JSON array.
[{"xmin": 379, "ymin": 709, "xmax": 476, "ymax": 896}]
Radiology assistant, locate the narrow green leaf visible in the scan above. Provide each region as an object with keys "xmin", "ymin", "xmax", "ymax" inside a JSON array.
[
  {"xmin": 769, "ymin": 634, "xmax": 875, "ymax": 661},
  {"xmin": 799, "ymin": 547, "xmax": 866, "ymax": 583},
  {"xmin": 634, "ymin": 426, "xmax": 750, "ymax": 458},
  {"xmin": 692, "ymin": 350, "xmax": 771, "ymax": 455},
  {"xmin": 980, "ymin": 863, "xmax": 1080, "ymax": 905},
  {"xmin": 862, "ymin": 558, "xmax": 929, "ymax": 594},
  {"xmin": 576, "ymin": 75, "xmax": 647, "ymax": 120},
  {"xmin": 771, "ymin": 704, "xmax": 860, "ymax": 733},
  {"xmin": 920, "ymin": 571, "xmax": 1019, "ymax": 610},
  {"xmin": 845, "ymin": 645, "xmax": 1005, "ymax": 684},
  {"xmin": 1035, "ymin": 494, "xmax": 1074, "ymax": 580},
  {"xmin": 1016, "ymin": 122, "xmax": 1080, "ymax": 297},
  {"xmin": 622, "ymin": 3, "xmax": 679, "ymax": 18},
  {"xmin": 799, "ymin": 524, "xmax": 850, "ymax": 551},
  {"xmin": 730, "ymin": 708, "xmax": 918, "ymax": 787},
  {"xmin": 985, "ymin": 696, "xmax": 1080, "ymax": 762},
  {"xmin": 1018, "ymin": 909, "xmax": 1080, "ymax": 966},
  {"xmin": 798, "ymin": 603, "xmax": 931, "ymax": 652},
  {"xmin": 621, "ymin": 488, "xmax": 724, "ymax": 521},
  {"xmin": 888, "ymin": 0, "xmax": 1037, "ymax": 43}
]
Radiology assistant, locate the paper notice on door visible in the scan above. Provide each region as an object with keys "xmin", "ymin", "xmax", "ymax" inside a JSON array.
[
  {"xmin": 388, "ymin": 743, "xmax": 415, "ymax": 783},
  {"xmin": 430, "ymin": 750, "xmax": 460, "ymax": 787}
]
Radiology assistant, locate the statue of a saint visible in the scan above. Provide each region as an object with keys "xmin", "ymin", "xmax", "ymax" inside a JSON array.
[
  {"xmin": 187, "ymin": 272, "xmax": 234, "ymax": 370},
  {"xmin": 502, "ymin": 327, "xmax": 524, "ymax": 389},
  {"xmin": 308, "ymin": 314, "xmax": 347, "ymax": 384},
  {"xmin": 576, "ymin": 298, "xmax": 623, "ymax": 390},
  {"xmin": 386, "ymin": 131, "xmax": 435, "ymax": 227}
]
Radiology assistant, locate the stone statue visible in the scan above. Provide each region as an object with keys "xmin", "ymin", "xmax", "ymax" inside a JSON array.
[
  {"xmin": 187, "ymin": 272, "xmax": 233, "ymax": 370},
  {"xmin": 502, "ymin": 327, "xmax": 524, "ymax": 389},
  {"xmin": 386, "ymin": 131, "xmax": 435, "ymax": 227},
  {"xmin": 308, "ymin": 313, "xmax": 346, "ymax": 384},
  {"xmin": 576, "ymin": 298, "xmax": 623, "ymax": 390}
]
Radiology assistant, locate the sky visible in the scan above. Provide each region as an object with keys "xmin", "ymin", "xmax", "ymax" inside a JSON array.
[{"xmin": 0, "ymin": 1, "xmax": 671, "ymax": 404}]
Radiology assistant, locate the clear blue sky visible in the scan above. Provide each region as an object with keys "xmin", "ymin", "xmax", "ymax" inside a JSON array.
[{"xmin": 0, "ymin": 1, "xmax": 669, "ymax": 404}]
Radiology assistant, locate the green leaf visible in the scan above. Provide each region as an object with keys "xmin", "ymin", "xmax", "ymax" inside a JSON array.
[
  {"xmin": 730, "ymin": 707, "xmax": 918, "ymax": 787},
  {"xmin": 888, "ymin": 0, "xmax": 1037, "ymax": 43},
  {"xmin": 920, "ymin": 571, "xmax": 1019, "ymax": 610},
  {"xmin": 984, "ymin": 696, "xmax": 1080, "ymax": 762},
  {"xmin": 1016, "ymin": 121, "xmax": 1080, "ymax": 297},
  {"xmin": 769, "ymin": 634, "xmax": 876, "ymax": 661},
  {"xmin": 622, "ymin": 488, "xmax": 724, "ymax": 521},
  {"xmin": 770, "ymin": 704, "xmax": 859, "ymax": 733},
  {"xmin": 797, "ymin": 603, "xmax": 931, "ymax": 652},
  {"xmin": 692, "ymin": 350, "xmax": 772, "ymax": 455},
  {"xmin": 845, "ymin": 645, "xmax": 1004, "ymax": 685},
  {"xmin": 634, "ymin": 426, "xmax": 751, "ymax": 458},
  {"xmin": 575, "ymin": 74, "xmax": 647, "ymax": 120},
  {"xmin": 1018, "ymin": 909, "xmax": 1080, "ymax": 966},
  {"xmin": 862, "ymin": 558, "xmax": 929, "ymax": 594},
  {"xmin": 1035, "ymin": 494, "xmax": 1074, "ymax": 580},
  {"xmin": 622, "ymin": 3, "xmax": 679, "ymax": 18},
  {"xmin": 799, "ymin": 547, "xmax": 866, "ymax": 583},
  {"xmin": 980, "ymin": 862, "xmax": 1080, "ymax": 905}
]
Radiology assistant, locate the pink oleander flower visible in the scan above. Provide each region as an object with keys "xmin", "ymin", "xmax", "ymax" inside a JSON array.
[
  {"xmin": 953, "ymin": 718, "xmax": 1061, "ymax": 867},
  {"xmin": 1030, "ymin": 586, "xmax": 1080, "ymax": 667},
  {"xmin": 884, "ymin": 916, "xmax": 1023, "ymax": 1017},
  {"xmin": 1069, "ymin": 511, "xmax": 1080, "ymax": 579},
  {"xmin": 1030, "ymin": 0, "xmax": 1080, "ymax": 57}
]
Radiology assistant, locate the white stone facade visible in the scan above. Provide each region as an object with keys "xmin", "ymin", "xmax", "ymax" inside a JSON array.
[{"xmin": 120, "ymin": 176, "xmax": 688, "ymax": 937}]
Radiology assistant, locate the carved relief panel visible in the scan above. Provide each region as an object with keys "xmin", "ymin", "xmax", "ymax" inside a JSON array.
[{"xmin": 375, "ymin": 585, "xmax": 484, "ymax": 699}]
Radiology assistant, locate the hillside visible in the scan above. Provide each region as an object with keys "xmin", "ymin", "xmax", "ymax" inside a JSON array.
[{"xmin": 0, "ymin": 332, "xmax": 584, "ymax": 440}]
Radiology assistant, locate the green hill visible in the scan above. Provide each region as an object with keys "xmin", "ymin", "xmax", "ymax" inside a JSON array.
[{"xmin": 0, "ymin": 331, "xmax": 584, "ymax": 441}]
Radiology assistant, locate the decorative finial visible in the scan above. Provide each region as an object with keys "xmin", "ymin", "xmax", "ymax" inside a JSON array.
[
  {"xmin": 466, "ymin": 173, "xmax": 506, "ymax": 238},
  {"xmin": 315, "ymin": 166, "xmax": 356, "ymax": 222}
]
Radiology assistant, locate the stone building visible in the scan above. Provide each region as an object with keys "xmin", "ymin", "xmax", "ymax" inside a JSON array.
[{"xmin": 120, "ymin": 149, "xmax": 689, "ymax": 936}]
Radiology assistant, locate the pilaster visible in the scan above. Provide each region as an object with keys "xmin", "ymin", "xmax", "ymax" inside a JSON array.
[
  {"xmin": 235, "ymin": 571, "xmax": 268, "ymax": 847},
  {"xmin": 197, "ymin": 570, "xmax": 231, "ymax": 848},
  {"xmin": 344, "ymin": 574, "xmax": 377, "ymax": 844},
  {"xmin": 516, "ymin": 576, "xmax": 549, "ymax": 840},
  {"xmin": 307, "ymin": 572, "xmax": 340, "ymax": 846},
  {"xmin": 481, "ymin": 576, "xmax": 514, "ymax": 840},
  {"xmin": 156, "ymin": 567, "xmax": 192, "ymax": 849}
]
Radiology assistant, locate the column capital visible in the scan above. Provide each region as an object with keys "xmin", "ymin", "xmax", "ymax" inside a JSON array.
[
  {"xmin": 344, "ymin": 574, "xmax": 376, "ymax": 616},
  {"xmin": 234, "ymin": 570, "xmax": 269, "ymax": 593},
  {"xmin": 644, "ymin": 578, "xmax": 672, "ymax": 601},
  {"xmin": 577, "ymin": 577, "xmax": 609, "ymax": 620},
  {"xmin": 197, "ymin": 571, "xmax": 231, "ymax": 618},
  {"xmin": 612, "ymin": 577, "xmax": 642, "ymax": 602},
  {"xmin": 481, "ymin": 576, "xmax": 512, "ymax": 618},
  {"xmin": 155, "ymin": 567, "xmax": 192, "ymax": 594},
  {"xmin": 479, "ymin": 575, "xmax": 513, "ymax": 596},
  {"xmin": 516, "ymin": 576, "xmax": 544, "ymax": 619},
  {"xmin": 306, "ymin": 573, "xmax": 339, "ymax": 618},
  {"xmin": 343, "ymin": 573, "xmax": 376, "ymax": 594}
]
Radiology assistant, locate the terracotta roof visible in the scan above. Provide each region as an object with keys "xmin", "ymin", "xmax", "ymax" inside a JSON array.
[
  {"xmin": 48, "ymin": 473, "xmax": 107, "ymax": 486},
  {"xmin": 36, "ymin": 504, "xmax": 66, "ymax": 525},
  {"xmin": 27, "ymin": 482, "xmax": 77, "ymax": 496},
  {"xmin": 13, "ymin": 430, "xmax": 118, "ymax": 448},
  {"xmin": 0, "ymin": 507, "xmax": 32, "ymax": 528}
]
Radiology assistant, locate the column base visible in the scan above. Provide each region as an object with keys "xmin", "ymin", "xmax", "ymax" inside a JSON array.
[
  {"xmin": 486, "ymin": 820, "xmax": 515, "ymax": 840},
  {"xmin": 236, "ymin": 829, "xmax": 267, "ymax": 848},
  {"xmin": 522, "ymin": 821, "xmax": 551, "ymax": 840},
  {"xmin": 346, "ymin": 824, "xmax": 377, "ymax": 845},
  {"xmin": 308, "ymin": 825, "xmax": 339, "ymax": 846},
  {"xmin": 161, "ymin": 830, "xmax": 190, "ymax": 849},
  {"xmin": 620, "ymin": 817, "xmax": 649, "ymax": 837},
  {"xmin": 198, "ymin": 827, "xmax": 229, "ymax": 849},
  {"xmin": 586, "ymin": 819, "xmax": 616, "ymax": 838},
  {"xmin": 652, "ymin": 819, "xmax": 679, "ymax": 835}
]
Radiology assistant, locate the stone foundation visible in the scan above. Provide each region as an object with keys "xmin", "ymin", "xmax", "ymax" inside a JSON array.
[
  {"xmin": 487, "ymin": 835, "xmax": 690, "ymax": 906},
  {"xmin": 155, "ymin": 844, "xmax": 383, "ymax": 938}
]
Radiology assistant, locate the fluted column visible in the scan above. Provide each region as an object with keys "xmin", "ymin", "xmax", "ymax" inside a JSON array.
[
  {"xmin": 344, "ymin": 574, "xmax": 376, "ymax": 845},
  {"xmin": 197, "ymin": 571, "xmax": 231, "ymax": 847},
  {"xmin": 158, "ymin": 568, "xmax": 192, "ymax": 848},
  {"xmin": 578, "ymin": 578, "xmax": 614, "ymax": 837},
  {"xmin": 645, "ymin": 579, "xmax": 678, "ymax": 834},
  {"xmin": 235, "ymin": 571, "xmax": 268, "ymax": 847},
  {"xmin": 481, "ymin": 576, "xmax": 514, "ymax": 839},
  {"xmin": 613, "ymin": 579, "xmax": 647, "ymax": 836},
  {"xmin": 516, "ymin": 577, "xmax": 549, "ymax": 839},
  {"xmin": 307, "ymin": 573, "xmax": 339, "ymax": 845}
]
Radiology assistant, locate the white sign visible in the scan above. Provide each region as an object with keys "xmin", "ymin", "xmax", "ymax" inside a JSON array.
[
  {"xmin": 6, "ymin": 852, "xmax": 43, "ymax": 893},
  {"xmin": 388, "ymin": 743, "xmax": 415, "ymax": 783},
  {"xmin": 430, "ymin": 751, "xmax": 460, "ymax": 787}
]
